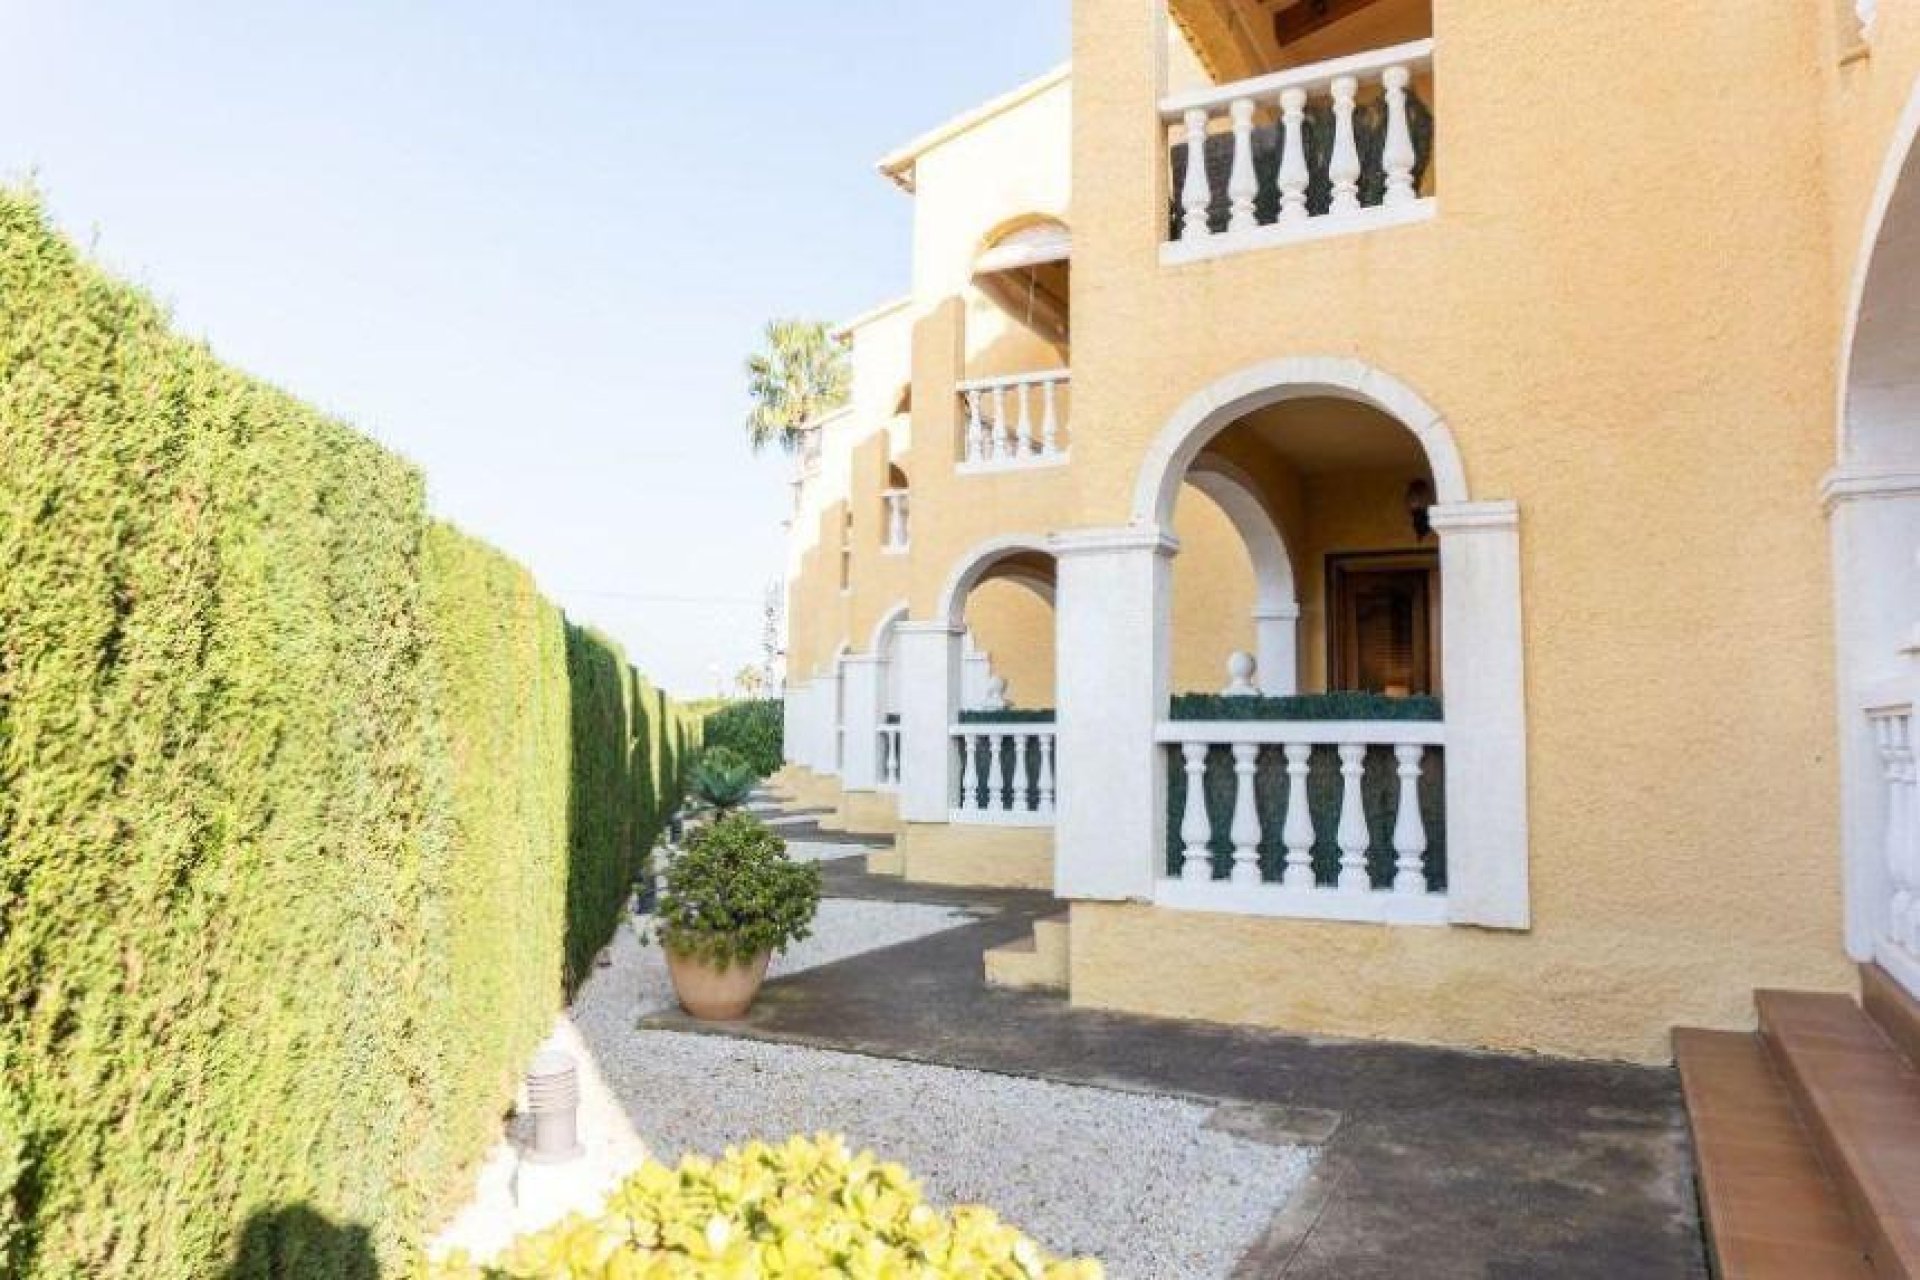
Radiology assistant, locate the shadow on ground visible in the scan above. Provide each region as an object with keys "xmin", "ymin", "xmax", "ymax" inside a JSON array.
[
  {"xmin": 644, "ymin": 843, "xmax": 1710, "ymax": 1280},
  {"xmin": 219, "ymin": 1204, "xmax": 378, "ymax": 1280}
]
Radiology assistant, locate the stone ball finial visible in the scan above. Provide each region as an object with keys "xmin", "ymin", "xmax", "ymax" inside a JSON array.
[
  {"xmin": 1223, "ymin": 651, "xmax": 1259, "ymax": 697},
  {"xmin": 982, "ymin": 675, "xmax": 1011, "ymax": 711}
]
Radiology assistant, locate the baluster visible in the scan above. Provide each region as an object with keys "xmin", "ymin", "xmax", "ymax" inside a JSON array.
[
  {"xmin": 1335, "ymin": 743, "xmax": 1370, "ymax": 892},
  {"xmin": 1180, "ymin": 107, "xmax": 1214, "ymax": 241},
  {"xmin": 983, "ymin": 729, "xmax": 998, "ymax": 809},
  {"xmin": 1391, "ymin": 743, "xmax": 1429, "ymax": 895},
  {"xmin": 1015, "ymin": 382, "xmax": 1034, "ymax": 456},
  {"xmin": 1277, "ymin": 88, "xmax": 1309, "ymax": 224},
  {"xmin": 888, "ymin": 732, "xmax": 903, "ymax": 787},
  {"xmin": 1227, "ymin": 97, "xmax": 1258, "ymax": 233},
  {"xmin": 1381, "ymin": 66, "xmax": 1417, "ymax": 207},
  {"xmin": 1281, "ymin": 743, "xmax": 1315, "ymax": 890},
  {"xmin": 1179, "ymin": 742, "xmax": 1213, "ymax": 882},
  {"xmin": 992, "ymin": 734, "xmax": 1013, "ymax": 812},
  {"xmin": 1038, "ymin": 733, "xmax": 1056, "ymax": 813},
  {"xmin": 966, "ymin": 391, "xmax": 986, "ymax": 463},
  {"xmin": 1884, "ymin": 716, "xmax": 1916, "ymax": 951},
  {"xmin": 1041, "ymin": 379, "xmax": 1061, "ymax": 456},
  {"xmin": 989, "ymin": 385, "xmax": 1007, "ymax": 461},
  {"xmin": 1329, "ymin": 76, "xmax": 1361, "ymax": 215},
  {"xmin": 1905, "ymin": 721, "xmax": 1920, "ymax": 952},
  {"xmin": 1016, "ymin": 733, "xmax": 1036, "ymax": 811},
  {"xmin": 957, "ymin": 733, "xmax": 978, "ymax": 811},
  {"xmin": 1230, "ymin": 742, "xmax": 1262, "ymax": 886}
]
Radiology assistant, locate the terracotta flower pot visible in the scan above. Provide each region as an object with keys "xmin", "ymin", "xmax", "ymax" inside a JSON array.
[{"xmin": 665, "ymin": 947, "xmax": 772, "ymax": 1021}]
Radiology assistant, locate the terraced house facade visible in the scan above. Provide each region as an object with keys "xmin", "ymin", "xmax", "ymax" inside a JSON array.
[{"xmin": 778, "ymin": 0, "xmax": 1920, "ymax": 1068}]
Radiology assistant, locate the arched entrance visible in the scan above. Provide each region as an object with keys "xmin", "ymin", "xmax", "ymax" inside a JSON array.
[
  {"xmin": 1053, "ymin": 358, "xmax": 1528, "ymax": 928},
  {"xmin": 1833, "ymin": 83, "xmax": 1920, "ymax": 993}
]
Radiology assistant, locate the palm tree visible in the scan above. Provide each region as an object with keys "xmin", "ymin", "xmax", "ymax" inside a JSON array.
[{"xmin": 744, "ymin": 319, "xmax": 851, "ymax": 454}]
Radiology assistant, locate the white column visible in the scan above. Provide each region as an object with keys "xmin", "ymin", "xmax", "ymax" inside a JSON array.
[
  {"xmin": 895, "ymin": 621, "xmax": 964, "ymax": 824},
  {"xmin": 782, "ymin": 682, "xmax": 806, "ymax": 766},
  {"xmin": 1053, "ymin": 526, "xmax": 1178, "ymax": 900},
  {"xmin": 1180, "ymin": 108, "xmax": 1213, "ymax": 241},
  {"xmin": 1276, "ymin": 88, "xmax": 1309, "ymax": 224},
  {"xmin": 1430, "ymin": 501, "xmax": 1530, "ymax": 929},
  {"xmin": 1254, "ymin": 603, "xmax": 1301, "ymax": 696},
  {"xmin": 838, "ymin": 655, "xmax": 886, "ymax": 792},
  {"xmin": 1828, "ymin": 469, "xmax": 1920, "ymax": 959},
  {"xmin": 814, "ymin": 666, "xmax": 843, "ymax": 776}
]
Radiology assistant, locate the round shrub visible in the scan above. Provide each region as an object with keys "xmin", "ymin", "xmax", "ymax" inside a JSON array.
[
  {"xmin": 423, "ymin": 1134, "xmax": 1103, "ymax": 1279},
  {"xmin": 654, "ymin": 814, "xmax": 821, "ymax": 967}
]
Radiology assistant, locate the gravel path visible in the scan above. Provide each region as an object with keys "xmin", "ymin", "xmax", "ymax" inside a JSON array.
[
  {"xmin": 442, "ymin": 893, "xmax": 1312, "ymax": 1278},
  {"xmin": 610, "ymin": 1030, "xmax": 1309, "ymax": 1279}
]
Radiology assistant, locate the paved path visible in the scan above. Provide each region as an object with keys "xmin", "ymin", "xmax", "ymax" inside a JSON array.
[{"xmin": 649, "ymin": 817, "xmax": 1710, "ymax": 1279}]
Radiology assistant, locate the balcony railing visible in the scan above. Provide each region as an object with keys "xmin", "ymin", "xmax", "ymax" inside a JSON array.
[
  {"xmin": 950, "ymin": 721, "xmax": 1057, "ymax": 825},
  {"xmin": 877, "ymin": 723, "xmax": 903, "ymax": 792},
  {"xmin": 882, "ymin": 488, "xmax": 910, "ymax": 552},
  {"xmin": 1160, "ymin": 38, "xmax": 1436, "ymax": 264},
  {"xmin": 1155, "ymin": 713, "xmax": 1446, "ymax": 925},
  {"xmin": 1866, "ymin": 684, "xmax": 1920, "ymax": 1000},
  {"xmin": 957, "ymin": 370, "xmax": 1071, "ymax": 472}
]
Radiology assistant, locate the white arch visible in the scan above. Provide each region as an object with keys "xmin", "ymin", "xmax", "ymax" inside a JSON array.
[
  {"xmin": 935, "ymin": 534, "xmax": 1058, "ymax": 627},
  {"xmin": 1132, "ymin": 357, "xmax": 1469, "ymax": 527},
  {"xmin": 1184, "ymin": 457, "xmax": 1297, "ymax": 613},
  {"xmin": 1837, "ymin": 77, "xmax": 1920, "ymax": 466},
  {"xmin": 1831, "ymin": 76, "xmax": 1920, "ymax": 970},
  {"xmin": 868, "ymin": 601, "xmax": 911, "ymax": 654}
]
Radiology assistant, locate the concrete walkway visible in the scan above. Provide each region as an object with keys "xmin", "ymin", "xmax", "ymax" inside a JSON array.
[{"xmin": 646, "ymin": 819, "xmax": 1710, "ymax": 1279}]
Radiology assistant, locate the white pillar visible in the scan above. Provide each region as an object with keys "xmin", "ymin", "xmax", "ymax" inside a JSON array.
[
  {"xmin": 782, "ymin": 683, "xmax": 806, "ymax": 766},
  {"xmin": 961, "ymin": 637, "xmax": 995, "ymax": 710},
  {"xmin": 838, "ymin": 655, "xmax": 886, "ymax": 792},
  {"xmin": 1828, "ymin": 469, "xmax": 1920, "ymax": 959},
  {"xmin": 803, "ymin": 673, "xmax": 839, "ymax": 776},
  {"xmin": 1430, "ymin": 501, "xmax": 1530, "ymax": 929},
  {"xmin": 1253, "ymin": 603, "xmax": 1301, "ymax": 696},
  {"xmin": 1053, "ymin": 526, "xmax": 1178, "ymax": 900},
  {"xmin": 895, "ymin": 621, "xmax": 964, "ymax": 824}
]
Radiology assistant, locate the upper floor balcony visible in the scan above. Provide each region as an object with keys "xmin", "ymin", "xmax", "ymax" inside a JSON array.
[{"xmin": 1161, "ymin": 0, "xmax": 1436, "ymax": 265}]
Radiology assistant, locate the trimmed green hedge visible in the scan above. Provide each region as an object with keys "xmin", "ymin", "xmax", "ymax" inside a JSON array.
[
  {"xmin": 1169, "ymin": 692, "xmax": 1442, "ymax": 722},
  {"xmin": 0, "ymin": 190, "xmax": 696, "ymax": 1279},
  {"xmin": 702, "ymin": 697, "xmax": 781, "ymax": 778},
  {"xmin": 958, "ymin": 708, "xmax": 1055, "ymax": 724}
]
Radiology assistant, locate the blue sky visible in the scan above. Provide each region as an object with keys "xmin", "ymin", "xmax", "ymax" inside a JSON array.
[{"xmin": 2, "ymin": 1, "xmax": 1069, "ymax": 696}]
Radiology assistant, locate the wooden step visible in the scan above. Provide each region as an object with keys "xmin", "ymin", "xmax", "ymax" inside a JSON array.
[
  {"xmin": 1863, "ymin": 964, "xmax": 1920, "ymax": 1074},
  {"xmin": 1758, "ymin": 989, "xmax": 1920, "ymax": 1278},
  {"xmin": 1674, "ymin": 1028, "xmax": 1873, "ymax": 1278}
]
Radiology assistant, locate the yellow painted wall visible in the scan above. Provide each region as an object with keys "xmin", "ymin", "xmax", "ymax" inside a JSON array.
[
  {"xmin": 966, "ymin": 577, "xmax": 1056, "ymax": 708},
  {"xmin": 1062, "ymin": 0, "xmax": 1869, "ymax": 1061},
  {"xmin": 785, "ymin": 1, "xmax": 1920, "ymax": 1060}
]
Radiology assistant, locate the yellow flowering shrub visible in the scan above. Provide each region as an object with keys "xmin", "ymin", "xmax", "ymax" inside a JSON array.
[{"xmin": 426, "ymin": 1135, "xmax": 1103, "ymax": 1279}]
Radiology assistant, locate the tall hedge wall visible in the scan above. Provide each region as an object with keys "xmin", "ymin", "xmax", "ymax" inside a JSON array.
[
  {"xmin": 0, "ymin": 190, "xmax": 696, "ymax": 1278},
  {"xmin": 702, "ymin": 698, "xmax": 782, "ymax": 777}
]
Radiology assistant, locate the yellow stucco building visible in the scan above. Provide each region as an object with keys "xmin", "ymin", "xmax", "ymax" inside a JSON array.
[{"xmin": 778, "ymin": 0, "xmax": 1920, "ymax": 1069}]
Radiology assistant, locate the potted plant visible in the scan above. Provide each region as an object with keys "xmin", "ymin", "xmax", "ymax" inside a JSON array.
[
  {"xmin": 685, "ymin": 745, "xmax": 759, "ymax": 819},
  {"xmin": 653, "ymin": 812, "xmax": 821, "ymax": 1020}
]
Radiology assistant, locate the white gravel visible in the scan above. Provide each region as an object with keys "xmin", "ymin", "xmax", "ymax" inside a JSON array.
[
  {"xmin": 607, "ymin": 1031, "xmax": 1309, "ymax": 1279},
  {"xmin": 441, "ymin": 894, "xmax": 1313, "ymax": 1279}
]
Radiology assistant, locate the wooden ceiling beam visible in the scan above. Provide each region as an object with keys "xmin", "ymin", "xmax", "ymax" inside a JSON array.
[{"xmin": 1272, "ymin": 0, "xmax": 1395, "ymax": 46}]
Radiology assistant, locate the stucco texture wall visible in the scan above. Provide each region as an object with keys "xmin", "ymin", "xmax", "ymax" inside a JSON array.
[{"xmin": 1063, "ymin": 0, "xmax": 1861, "ymax": 1061}]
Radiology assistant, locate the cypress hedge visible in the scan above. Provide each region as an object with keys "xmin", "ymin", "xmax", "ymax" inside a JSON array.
[
  {"xmin": 0, "ymin": 189, "xmax": 695, "ymax": 1278},
  {"xmin": 701, "ymin": 698, "xmax": 782, "ymax": 777}
]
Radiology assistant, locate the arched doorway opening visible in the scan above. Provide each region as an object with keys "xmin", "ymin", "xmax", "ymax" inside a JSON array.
[
  {"xmin": 1833, "ymin": 84, "xmax": 1920, "ymax": 991},
  {"xmin": 937, "ymin": 540, "xmax": 1060, "ymax": 825},
  {"xmin": 1052, "ymin": 358, "xmax": 1524, "ymax": 926}
]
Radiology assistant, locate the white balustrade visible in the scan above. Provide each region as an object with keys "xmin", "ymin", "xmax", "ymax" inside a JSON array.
[
  {"xmin": 877, "ymin": 725, "xmax": 903, "ymax": 791},
  {"xmin": 957, "ymin": 371, "xmax": 1071, "ymax": 471},
  {"xmin": 882, "ymin": 489, "xmax": 910, "ymax": 552},
  {"xmin": 1868, "ymin": 698, "xmax": 1920, "ymax": 995},
  {"xmin": 949, "ymin": 722, "xmax": 1057, "ymax": 826},
  {"xmin": 1159, "ymin": 38, "xmax": 1435, "ymax": 264},
  {"xmin": 1155, "ymin": 667, "xmax": 1445, "ymax": 924}
]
